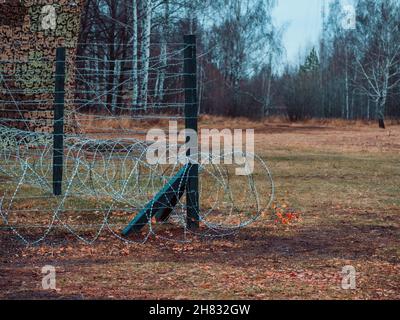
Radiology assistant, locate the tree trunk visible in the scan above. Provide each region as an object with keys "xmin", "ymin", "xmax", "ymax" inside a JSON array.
[
  {"xmin": 155, "ymin": 0, "xmax": 169, "ymax": 104},
  {"xmin": 111, "ymin": 60, "xmax": 120, "ymax": 115},
  {"xmin": 376, "ymin": 97, "xmax": 386, "ymax": 129},
  {"xmin": 132, "ymin": 0, "xmax": 138, "ymax": 113},
  {"xmin": 106, "ymin": 54, "xmax": 115, "ymax": 111},
  {"xmin": 345, "ymin": 45, "xmax": 350, "ymax": 120},
  {"xmin": 140, "ymin": 0, "xmax": 152, "ymax": 112},
  {"xmin": 91, "ymin": 42, "xmax": 101, "ymax": 113},
  {"xmin": 264, "ymin": 54, "xmax": 272, "ymax": 117}
]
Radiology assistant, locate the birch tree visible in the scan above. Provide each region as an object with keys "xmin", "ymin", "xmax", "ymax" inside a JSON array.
[
  {"xmin": 208, "ymin": 0, "xmax": 277, "ymax": 93},
  {"xmin": 354, "ymin": 0, "xmax": 400, "ymax": 128},
  {"xmin": 139, "ymin": 0, "xmax": 153, "ymax": 111},
  {"xmin": 155, "ymin": 0, "xmax": 169, "ymax": 103},
  {"xmin": 131, "ymin": 0, "xmax": 138, "ymax": 110}
]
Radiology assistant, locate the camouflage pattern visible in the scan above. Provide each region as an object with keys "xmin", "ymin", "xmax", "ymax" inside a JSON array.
[{"xmin": 0, "ymin": 0, "xmax": 84, "ymax": 133}]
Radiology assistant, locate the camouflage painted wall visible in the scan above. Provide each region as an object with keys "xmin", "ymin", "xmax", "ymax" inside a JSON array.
[{"xmin": 0, "ymin": 0, "xmax": 84, "ymax": 133}]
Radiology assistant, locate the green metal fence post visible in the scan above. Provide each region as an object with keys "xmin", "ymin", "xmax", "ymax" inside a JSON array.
[
  {"xmin": 184, "ymin": 35, "xmax": 199, "ymax": 229},
  {"xmin": 53, "ymin": 47, "xmax": 66, "ymax": 196}
]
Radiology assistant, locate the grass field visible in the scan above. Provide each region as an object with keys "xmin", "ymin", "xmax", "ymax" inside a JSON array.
[{"xmin": 0, "ymin": 119, "xmax": 399, "ymax": 299}]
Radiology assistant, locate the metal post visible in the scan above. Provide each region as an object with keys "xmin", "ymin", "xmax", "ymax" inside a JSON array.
[
  {"xmin": 53, "ymin": 47, "xmax": 66, "ymax": 196},
  {"xmin": 184, "ymin": 35, "xmax": 199, "ymax": 229}
]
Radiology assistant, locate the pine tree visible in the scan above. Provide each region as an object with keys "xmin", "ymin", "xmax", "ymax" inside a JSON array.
[{"xmin": 300, "ymin": 47, "xmax": 320, "ymax": 73}]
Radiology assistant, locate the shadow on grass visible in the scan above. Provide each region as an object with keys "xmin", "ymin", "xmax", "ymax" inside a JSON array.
[
  {"xmin": 3, "ymin": 217, "xmax": 397, "ymax": 265},
  {"xmin": 0, "ymin": 216, "xmax": 398, "ymax": 299}
]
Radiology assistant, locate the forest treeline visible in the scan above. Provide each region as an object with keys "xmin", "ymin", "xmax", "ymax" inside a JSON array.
[{"xmin": 76, "ymin": 0, "xmax": 400, "ymax": 127}]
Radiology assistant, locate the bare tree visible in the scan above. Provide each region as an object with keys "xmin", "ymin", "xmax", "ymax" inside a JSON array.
[
  {"xmin": 132, "ymin": 0, "xmax": 139, "ymax": 109},
  {"xmin": 354, "ymin": 0, "xmax": 400, "ymax": 128},
  {"xmin": 139, "ymin": 0, "xmax": 153, "ymax": 111},
  {"xmin": 154, "ymin": 0, "xmax": 169, "ymax": 103}
]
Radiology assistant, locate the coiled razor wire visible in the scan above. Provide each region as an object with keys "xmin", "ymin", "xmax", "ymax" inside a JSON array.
[
  {"xmin": 0, "ymin": 43, "xmax": 274, "ymax": 245},
  {"xmin": 0, "ymin": 125, "xmax": 274, "ymax": 245}
]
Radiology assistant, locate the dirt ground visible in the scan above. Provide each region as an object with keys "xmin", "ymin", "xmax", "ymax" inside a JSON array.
[{"xmin": 0, "ymin": 119, "xmax": 399, "ymax": 300}]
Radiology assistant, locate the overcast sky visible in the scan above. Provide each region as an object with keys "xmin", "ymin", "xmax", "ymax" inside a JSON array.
[
  {"xmin": 274, "ymin": 0, "xmax": 359, "ymax": 65},
  {"xmin": 273, "ymin": 0, "xmax": 331, "ymax": 65}
]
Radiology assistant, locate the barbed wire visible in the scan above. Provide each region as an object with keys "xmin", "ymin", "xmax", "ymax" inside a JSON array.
[{"xmin": 0, "ymin": 43, "xmax": 274, "ymax": 246}]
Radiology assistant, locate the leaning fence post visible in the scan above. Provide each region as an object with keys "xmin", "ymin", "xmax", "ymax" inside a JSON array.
[
  {"xmin": 184, "ymin": 35, "xmax": 199, "ymax": 229},
  {"xmin": 53, "ymin": 47, "xmax": 66, "ymax": 196}
]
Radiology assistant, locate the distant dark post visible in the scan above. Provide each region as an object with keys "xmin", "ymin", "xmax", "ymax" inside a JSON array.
[
  {"xmin": 53, "ymin": 47, "xmax": 66, "ymax": 196},
  {"xmin": 184, "ymin": 35, "xmax": 199, "ymax": 229}
]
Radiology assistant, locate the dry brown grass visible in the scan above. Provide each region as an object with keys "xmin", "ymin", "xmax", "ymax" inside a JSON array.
[
  {"xmin": 0, "ymin": 117, "xmax": 399, "ymax": 300},
  {"xmin": 76, "ymin": 113, "xmax": 180, "ymax": 134},
  {"xmin": 78, "ymin": 112, "xmax": 400, "ymax": 129}
]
